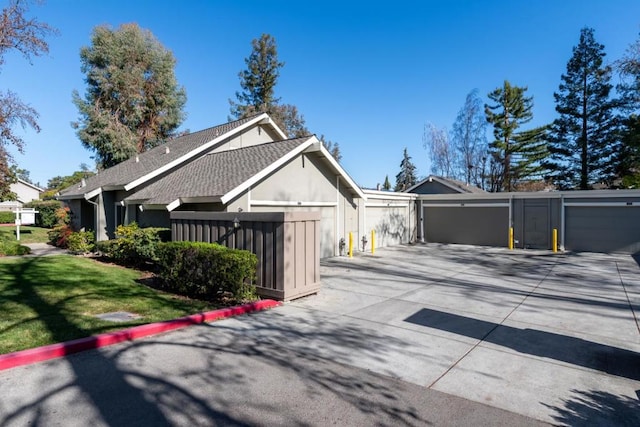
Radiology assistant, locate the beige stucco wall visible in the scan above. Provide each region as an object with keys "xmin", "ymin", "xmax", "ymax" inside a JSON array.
[
  {"xmin": 211, "ymin": 124, "xmax": 279, "ymax": 153},
  {"xmin": 11, "ymin": 181, "xmax": 41, "ymax": 203}
]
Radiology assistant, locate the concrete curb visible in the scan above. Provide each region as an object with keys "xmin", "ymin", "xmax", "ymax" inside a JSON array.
[{"xmin": 0, "ymin": 299, "xmax": 280, "ymax": 371}]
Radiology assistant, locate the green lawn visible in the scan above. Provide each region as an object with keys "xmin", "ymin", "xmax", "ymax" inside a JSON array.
[
  {"xmin": 0, "ymin": 225, "xmax": 51, "ymax": 244},
  {"xmin": 0, "ymin": 255, "xmax": 219, "ymax": 354}
]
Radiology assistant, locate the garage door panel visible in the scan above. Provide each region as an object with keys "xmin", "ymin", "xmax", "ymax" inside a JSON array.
[
  {"xmin": 367, "ymin": 206, "xmax": 407, "ymax": 248},
  {"xmin": 566, "ymin": 207, "xmax": 640, "ymax": 253},
  {"xmin": 425, "ymin": 206, "xmax": 508, "ymax": 247}
]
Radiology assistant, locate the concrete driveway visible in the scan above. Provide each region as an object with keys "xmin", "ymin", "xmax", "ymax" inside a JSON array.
[
  {"xmin": 0, "ymin": 244, "xmax": 639, "ymax": 425},
  {"xmin": 292, "ymin": 244, "xmax": 640, "ymax": 425}
]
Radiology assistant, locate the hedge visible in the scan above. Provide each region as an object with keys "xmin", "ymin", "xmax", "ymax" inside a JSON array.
[
  {"xmin": 157, "ymin": 241, "xmax": 258, "ymax": 301},
  {"xmin": 0, "ymin": 211, "xmax": 14, "ymax": 224},
  {"xmin": 23, "ymin": 200, "xmax": 62, "ymax": 228}
]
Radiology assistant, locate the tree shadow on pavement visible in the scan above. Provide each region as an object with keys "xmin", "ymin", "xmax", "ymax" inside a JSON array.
[{"xmin": 543, "ymin": 388, "xmax": 640, "ymax": 426}]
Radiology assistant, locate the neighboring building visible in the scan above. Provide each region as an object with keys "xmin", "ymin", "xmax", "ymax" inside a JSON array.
[
  {"xmin": 0, "ymin": 179, "xmax": 43, "ymax": 211},
  {"xmin": 58, "ymin": 113, "xmax": 415, "ymax": 258},
  {"xmin": 406, "ymin": 175, "xmax": 486, "ymax": 195}
]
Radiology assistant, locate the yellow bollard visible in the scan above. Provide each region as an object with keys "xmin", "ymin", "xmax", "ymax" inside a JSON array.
[
  {"xmin": 348, "ymin": 232, "xmax": 353, "ymax": 258},
  {"xmin": 371, "ymin": 229, "xmax": 375, "ymax": 255},
  {"xmin": 509, "ymin": 227, "xmax": 514, "ymax": 250},
  {"xmin": 552, "ymin": 228, "xmax": 558, "ymax": 253}
]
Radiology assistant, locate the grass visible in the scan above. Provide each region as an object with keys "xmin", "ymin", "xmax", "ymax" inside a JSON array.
[
  {"xmin": 0, "ymin": 255, "xmax": 220, "ymax": 354},
  {"xmin": 0, "ymin": 225, "xmax": 51, "ymax": 244}
]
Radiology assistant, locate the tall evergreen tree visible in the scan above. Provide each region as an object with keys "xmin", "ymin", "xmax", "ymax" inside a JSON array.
[
  {"xmin": 229, "ymin": 34, "xmax": 311, "ymax": 138},
  {"xmin": 382, "ymin": 175, "xmax": 391, "ymax": 190},
  {"xmin": 72, "ymin": 23, "xmax": 187, "ymax": 169},
  {"xmin": 485, "ymin": 81, "xmax": 547, "ymax": 191},
  {"xmin": 546, "ymin": 27, "xmax": 619, "ymax": 190},
  {"xmin": 616, "ymin": 33, "xmax": 640, "ymax": 187},
  {"xmin": 394, "ymin": 148, "xmax": 417, "ymax": 191}
]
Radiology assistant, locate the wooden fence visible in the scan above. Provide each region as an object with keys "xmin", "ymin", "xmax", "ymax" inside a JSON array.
[{"xmin": 170, "ymin": 211, "xmax": 321, "ymax": 301}]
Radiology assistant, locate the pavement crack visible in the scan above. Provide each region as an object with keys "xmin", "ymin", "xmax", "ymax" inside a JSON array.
[
  {"xmin": 427, "ymin": 259, "xmax": 559, "ymax": 389},
  {"xmin": 615, "ymin": 261, "xmax": 640, "ymax": 335}
]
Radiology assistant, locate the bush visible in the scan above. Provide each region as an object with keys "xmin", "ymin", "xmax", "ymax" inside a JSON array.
[
  {"xmin": 66, "ymin": 231, "xmax": 95, "ymax": 254},
  {"xmin": 106, "ymin": 223, "xmax": 167, "ymax": 267},
  {"xmin": 0, "ymin": 211, "xmax": 14, "ymax": 224},
  {"xmin": 48, "ymin": 206, "xmax": 73, "ymax": 248},
  {"xmin": 0, "ymin": 240, "xmax": 31, "ymax": 256},
  {"xmin": 95, "ymin": 239, "xmax": 116, "ymax": 255},
  {"xmin": 23, "ymin": 200, "xmax": 62, "ymax": 228},
  {"xmin": 157, "ymin": 241, "xmax": 258, "ymax": 301}
]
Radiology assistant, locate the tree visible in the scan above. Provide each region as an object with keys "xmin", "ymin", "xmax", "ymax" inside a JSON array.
[
  {"xmin": 229, "ymin": 34, "xmax": 312, "ymax": 138},
  {"xmin": 382, "ymin": 175, "xmax": 391, "ymax": 190},
  {"xmin": 319, "ymin": 134, "xmax": 342, "ymax": 163},
  {"xmin": 485, "ymin": 80, "xmax": 547, "ymax": 192},
  {"xmin": 616, "ymin": 33, "xmax": 640, "ymax": 187},
  {"xmin": 423, "ymin": 122, "xmax": 456, "ymax": 178},
  {"xmin": 546, "ymin": 28, "xmax": 619, "ymax": 190},
  {"xmin": 230, "ymin": 33, "xmax": 282, "ymax": 119},
  {"xmin": 395, "ymin": 148, "xmax": 417, "ymax": 191},
  {"xmin": 0, "ymin": 0, "xmax": 56, "ymax": 199},
  {"xmin": 41, "ymin": 167, "xmax": 95, "ymax": 200},
  {"xmin": 73, "ymin": 23, "xmax": 187, "ymax": 168},
  {"xmin": 451, "ymin": 89, "xmax": 488, "ymax": 186}
]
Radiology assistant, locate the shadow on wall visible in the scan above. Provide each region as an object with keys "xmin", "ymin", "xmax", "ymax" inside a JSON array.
[
  {"xmin": 375, "ymin": 211, "xmax": 407, "ymax": 248},
  {"xmin": 542, "ymin": 389, "xmax": 640, "ymax": 427}
]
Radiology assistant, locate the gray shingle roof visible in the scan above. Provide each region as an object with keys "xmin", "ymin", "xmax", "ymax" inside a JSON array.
[
  {"xmin": 60, "ymin": 115, "xmax": 261, "ymax": 198},
  {"xmin": 126, "ymin": 137, "xmax": 311, "ymax": 205}
]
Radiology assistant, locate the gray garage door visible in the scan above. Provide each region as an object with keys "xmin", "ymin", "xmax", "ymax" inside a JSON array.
[
  {"xmin": 424, "ymin": 206, "xmax": 509, "ymax": 247},
  {"xmin": 565, "ymin": 206, "xmax": 640, "ymax": 253}
]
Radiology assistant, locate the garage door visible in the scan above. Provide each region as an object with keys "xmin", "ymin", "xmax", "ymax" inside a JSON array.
[
  {"xmin": 565, "ymin": 206, "xmax": 640, "ymax": 253},
  {"xmin": 424, "ymin": 206, "xmax": 509, "ymax": 247}
]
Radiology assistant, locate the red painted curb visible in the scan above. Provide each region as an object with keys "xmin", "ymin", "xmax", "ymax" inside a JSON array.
[{"xmin": 0, "ymin": 299, "xmax": 280, "ymax": 372}]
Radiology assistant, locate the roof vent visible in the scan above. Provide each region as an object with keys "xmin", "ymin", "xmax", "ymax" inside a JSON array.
[
  {"xmin": 165, "ymin": 146, "xmax": 170, "ymax": 154},
  {"xmin": 135, "ymin": 155, "xmax": 139, "ymax": 163}
]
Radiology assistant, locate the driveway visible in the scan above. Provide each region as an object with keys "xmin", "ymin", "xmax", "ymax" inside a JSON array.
[{"xmin": 0, "ymin": 244, "xmax": 638, "ymax": 425}]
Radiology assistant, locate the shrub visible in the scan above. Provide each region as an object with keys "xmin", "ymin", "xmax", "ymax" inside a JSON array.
[
  {"xmin": 48, "ymin": 225, "xmax": 73, "ymax": 248},
  {"xmin": 95, "ymin": 239, "xmax": 117, "ymax": 255},
  {"xmin": 23, "ymin": 200, "xmax": 62, "ymax": 228},
  {"xmin": 0, "ymin": 240, "xmax": 31, "ymax": 256},
  {"xmin": 66, "ymin": 231, "xmax": 95, "ymax": 254},
  {"xmin": 48, "ymin": 206, "xmax": 73, "ymax": 248},
  {"xmin": 157, "ymin": 241, "xmax": 258, "ymax": 301},
  {"xmin": 107, "ymin": 223, "xmax": 167, "ymax": 267},
  {"xmin": 0, "ymin": 211, "xmax": 15, "ymax": 224}
]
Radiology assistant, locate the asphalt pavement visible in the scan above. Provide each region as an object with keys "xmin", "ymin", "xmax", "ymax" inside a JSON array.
[{"xmin": 1, "ymin": 243, "xmax": 639, "ymax": 426}]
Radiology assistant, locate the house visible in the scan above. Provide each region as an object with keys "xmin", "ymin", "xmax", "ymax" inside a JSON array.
[
  {"xmin": 0, "ymin": 179, "xmax": 43, "ymax": 211},
  {"xmin": 58, "ymin": 113, "xmax": 415, "ymax": 258},
  {"xmin": 406, "ymin": 175, "xmax": 486, "ymax": 195}
]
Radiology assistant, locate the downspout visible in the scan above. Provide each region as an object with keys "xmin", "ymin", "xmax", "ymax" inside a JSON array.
[{"xmin": 419, "ymin": 199, "xmax": 425, "ymax": 243}]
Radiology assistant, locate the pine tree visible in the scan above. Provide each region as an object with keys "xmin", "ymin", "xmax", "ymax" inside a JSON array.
[
  {"xmin": 394, "ymin": 148, "xmax": 417, "ymax": 191},
  {"xmin": 229, "ymin": 34, "xmax": 311, "ymax": 138},
  {"xmin": 382, "ymin": 175, "xmax": 391, "ymax": 190},
  {"xmin": 546, "ymin": 27, "xmax": 619, "ymax": 190},
  {"xmin": 616, "ymin": 33, "xmax": 640, "ymax": 187},
  {"xmin": 485, "ymin": 81, "xmax": 547, "ymax": 191}
]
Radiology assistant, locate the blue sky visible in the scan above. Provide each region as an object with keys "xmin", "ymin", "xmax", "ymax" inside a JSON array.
[{"xmin": 4, "ymin": 0, "xmax": 640, "ymax": 189}]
